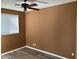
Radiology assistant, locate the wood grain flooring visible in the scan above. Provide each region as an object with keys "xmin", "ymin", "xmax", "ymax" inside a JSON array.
[{"xmin": 1, "ymin": 47, "xmax": 61, "ymax": 59}]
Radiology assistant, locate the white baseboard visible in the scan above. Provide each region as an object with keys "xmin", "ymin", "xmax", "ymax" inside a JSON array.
[
  {"xmin": 1, "ymin": 45, "xmax": 69, "ymax": 59},
  {"xmin": 26, "ymin": 46, "xmax": 69, "ymax": 59},
  {"xmin": 1, "ymin": 46, "xmax": 26, "ymax": 56}
]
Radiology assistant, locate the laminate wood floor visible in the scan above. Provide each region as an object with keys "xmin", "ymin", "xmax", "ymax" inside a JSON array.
[{"xmin": 1, "ymin": 47, "xmax": 61, "ymax": 59}]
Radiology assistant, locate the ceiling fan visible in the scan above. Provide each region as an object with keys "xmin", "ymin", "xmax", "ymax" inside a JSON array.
[{"xmin": 14, "ymin": 0, "xmax": 40, "ymax": 11}]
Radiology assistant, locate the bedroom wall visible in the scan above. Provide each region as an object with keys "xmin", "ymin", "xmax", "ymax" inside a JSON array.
[
  {"xmin": 1, "ymin": 9, "xmax": 26, "ymax": 53},
  {"xmin": 26, "ymin": 1, "xmax": 77, "ymax": 59}
]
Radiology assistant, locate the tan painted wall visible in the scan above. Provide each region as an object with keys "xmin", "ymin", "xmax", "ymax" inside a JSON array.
[
  {"xmin": 1, "ymin": 9, "xmax": 26, "ymax": 53},
  {"xmin": 26, "ymin": 2, "xmax": 77, "ymax": 59}
]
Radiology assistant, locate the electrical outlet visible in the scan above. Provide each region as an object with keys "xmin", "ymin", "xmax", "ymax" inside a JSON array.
[
  {"xmin": 32, "ymin": 43, "xmax": 37, "ymax": 47},
  {"xmin": 72, "ymin": 53, "xmax": 74, "ymax": 56}
]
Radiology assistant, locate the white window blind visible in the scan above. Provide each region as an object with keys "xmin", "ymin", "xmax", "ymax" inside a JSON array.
[{"xmin": 1, "ymin": 13, "xmax": 19, "ymax": 35}]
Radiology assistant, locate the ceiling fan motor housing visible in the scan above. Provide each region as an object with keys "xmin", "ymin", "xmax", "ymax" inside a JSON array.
[
  {"xmin": 24, "ymin": 0, "xmax": 27, "ymax": 2},
  {"xmin": 21, "ymin": 3, "xmax": 29, "ymax": 8}
]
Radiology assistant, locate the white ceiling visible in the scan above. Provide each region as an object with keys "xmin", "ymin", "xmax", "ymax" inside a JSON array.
[{"xmin": 1, "ymin": 0, "xmax": 76, "ymax": 12}]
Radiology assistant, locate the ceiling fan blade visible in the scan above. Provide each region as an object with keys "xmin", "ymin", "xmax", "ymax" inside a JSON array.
[
  {"xmin": 28, "ymin": 7, "xmax": 39, "ymax": 11},
  {"xmin": 15, "ymin": 0, "xmax": 27, "ymax": 2},
  {"xmin": 36, "ymin": 1, "xmax": 48, "ymax": 4},
  {"xmin": 29, "ymin": 3, "xmax": 38, "ymax": 7},
  {"xmin": 27, "ymin": 0, "xmax": 36, "ymax": 2},
  {"xmin": 15, "ymin": 4, "xmax": 21, "ymax": 6}
]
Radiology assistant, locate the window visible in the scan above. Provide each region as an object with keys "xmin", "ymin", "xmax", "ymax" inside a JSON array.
[{"xmin": 1, "ymin": 13, "xmax": 19, "ymax": 35}]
